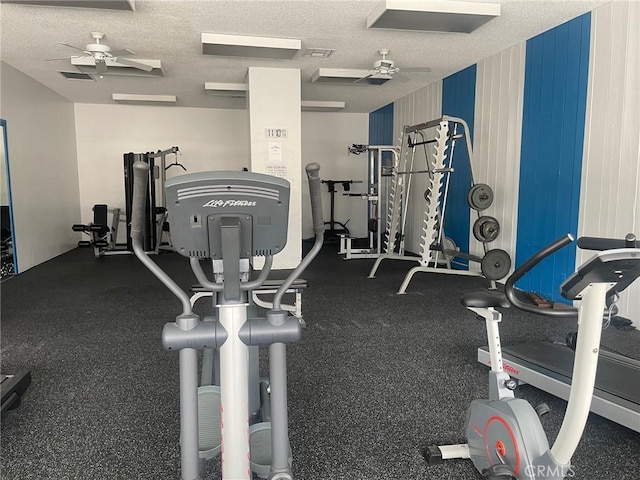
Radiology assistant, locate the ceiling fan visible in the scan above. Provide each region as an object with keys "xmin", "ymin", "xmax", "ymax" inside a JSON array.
[
  {"xmin": 354, "ymin": 49, "xmax": 431, "ymax": 85},
  {"xmin": 48, "ymin": 32, "xmax": 153, "ymax": 74}
]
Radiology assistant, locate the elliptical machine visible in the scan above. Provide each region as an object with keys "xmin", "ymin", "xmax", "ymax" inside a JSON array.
[
  {"xmin": 425, "ymin": 233, "xmax": 640, "ymax": 479},
  {"xmin": 130, "ymin": 161, "xmax": 325, "ymax": 480}
]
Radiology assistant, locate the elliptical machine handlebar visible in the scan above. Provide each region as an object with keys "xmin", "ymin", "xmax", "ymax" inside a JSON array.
[
  {"xmin": 130, "ymin": 161, "xmax": 193, "ymax": 314},
  {"xmin": 305, "ymin": 162, "xmax": 325, "ymax": 236},
  {"xmin": 504, "ymin": 233, "xmax": 578, "ymax": 318},
  {"xmin": 272, "ymin": 162, "xmax": 324, "ymax": 310},
  {"xmin": 130, "ymin": 161, "xmax": 150, "ymax": 244}
]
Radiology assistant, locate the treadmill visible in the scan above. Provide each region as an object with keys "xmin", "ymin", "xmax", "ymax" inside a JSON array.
[{"xmin": 478, "ymin": 234, "xmax": 640, "ymax": 433}]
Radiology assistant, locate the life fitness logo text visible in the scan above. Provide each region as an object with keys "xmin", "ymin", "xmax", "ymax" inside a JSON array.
[{"xmin": 203, "ymin": 199, "xmax": 257, "ymax": 208}]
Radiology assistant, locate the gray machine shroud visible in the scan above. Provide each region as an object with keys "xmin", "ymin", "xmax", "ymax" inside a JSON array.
[{"xmin": 165, "ymin": 171, "xmax": 291, "ymax": 259}]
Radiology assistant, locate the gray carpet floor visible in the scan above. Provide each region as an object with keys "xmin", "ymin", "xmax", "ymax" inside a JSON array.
[{"xmin": 1, "ymin": 244, "xmax": 639, "ymax": 479}]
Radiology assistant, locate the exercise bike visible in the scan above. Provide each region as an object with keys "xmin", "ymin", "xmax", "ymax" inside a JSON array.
[
  {"xmin": 425, "ymin": 233, "xmax": 640, "ymax": 479},
  {"xmin": 130, "ymin": 161, "xmax": 325, "ymax": 480}
]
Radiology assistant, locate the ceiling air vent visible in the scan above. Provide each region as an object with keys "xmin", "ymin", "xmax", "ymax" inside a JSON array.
[
  {"xmin": 59, "ymin": 71, "xmax": 95, "ymax": 81},
  {"xmin": 302, "ymin": 48, "xmax": 335, "ymax": 58}
]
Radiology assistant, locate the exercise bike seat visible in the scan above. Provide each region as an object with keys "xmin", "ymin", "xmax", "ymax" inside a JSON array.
[{"xmin": 461, "ymin": 290, "xmax": 510, "ymax": 309}]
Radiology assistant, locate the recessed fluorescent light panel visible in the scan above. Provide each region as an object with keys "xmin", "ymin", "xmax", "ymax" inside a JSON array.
[
  {"xmin": 301, "ymin": 101, "xmax": 345, "ymax": 112},
  {"xmin": 311, "ymin": 68, "xmax": 392, "ymax": 86},
  {"xmin": 201, "ymin": 33, "xmax": 301, "ymax": 59},
  {"xmin": 112, "ymin": 94, "xmax": 176, "ymax": 106},
  {"xmin": 71, "ymin": 58, "xmax": 164, "ymax": 77},
  {"xmin": 204, "ymin": 82, "xmax": 247, "ymax": 97},
  {"xmin": 0, "ymin": 0, "xmax": 135, "ymax": 10},
  {"xmin": 367, "ymin": 0, "xmax": 500, "ymax": 33}
]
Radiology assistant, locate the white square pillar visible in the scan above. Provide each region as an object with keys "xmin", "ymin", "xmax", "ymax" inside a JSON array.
[{"xmin": 247, "ymin": 67, "xmax": 302, "ymax": 268}]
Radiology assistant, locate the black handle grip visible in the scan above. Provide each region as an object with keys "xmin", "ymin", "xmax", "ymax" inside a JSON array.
[
  {"xmin": 505, "ymin": 233, "xmax": 577, "ymax": 317},
  {"xmin": 305, "ymin": 162, "xmax": 324, "ymax": 236},
  {"xmin": 130, "ymin": 161, "xmax": 150, "ymax": 243},
  {"xmin": 577, "ymin": 233, "xmax": 637, "ymax": 251}
]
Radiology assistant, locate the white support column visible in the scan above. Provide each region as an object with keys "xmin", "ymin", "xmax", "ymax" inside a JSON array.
[{"xmin": 247, "ymin": 67, "xmax": 302, "ymax": 269}]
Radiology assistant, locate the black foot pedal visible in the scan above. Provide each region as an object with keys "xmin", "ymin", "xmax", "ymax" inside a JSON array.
[
  {"xmin": 482, "ymin": 464, "xmax": 516, "ymax": 479},
  {"xmin": 424, "ymin": 446, "xmax": 443, "ymax": 465}
]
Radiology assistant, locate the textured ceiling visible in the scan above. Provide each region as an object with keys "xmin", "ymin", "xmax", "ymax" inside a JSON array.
[{"xmin": 0, "ymin": 0, "xmax": 608, "ymax": 113}]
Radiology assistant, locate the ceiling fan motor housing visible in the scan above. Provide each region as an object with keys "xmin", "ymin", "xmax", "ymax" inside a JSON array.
[{"xmin": 374, "ymin": 59, "xmax": 397, "ymax": 75}]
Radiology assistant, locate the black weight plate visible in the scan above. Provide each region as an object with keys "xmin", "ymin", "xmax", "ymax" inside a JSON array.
[
  {"xmin": 467, "ymin": 184, "xmax": 494, "ymax": 211},
  {"xmin": 473, "ymin": 216, "xmax": 500, "ymax": 243},
  {"xmin": 441, "ymin": 236, "xmax": 457, "ymax": 262},
  {"xmin": 368, "ymin": 218, "xmax": 378, "ymax": 233},
  {"xmin": 481, "ymin": 248, "xmax": 512, "ymax": 280}
]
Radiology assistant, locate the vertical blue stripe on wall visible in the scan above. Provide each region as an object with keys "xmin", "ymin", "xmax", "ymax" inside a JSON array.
[
  {"xmin": 442, "ymin": 64, "xmax": 477, "ymax": 268},
  {"xmin": 369, "ymin": 103, "xmax": 394, "ymax": 146},
  {"xmin": 516, "ymin": 13, "xmax": 590, "ymax": 302}
]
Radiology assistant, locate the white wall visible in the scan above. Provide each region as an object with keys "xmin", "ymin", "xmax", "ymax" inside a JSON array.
[
  {"xmin": 74, "ymin": 103, "xmax": 250, "ymax": 244},
  {"xmin": 301, "ymin": 111, "xmax": 370, "ymax": 240},
  {"xmin": 470, "ymin": 44, "xmax": 526, "ymax": 274},
  {"xmin": 74, "ymin": 104, "xmax": 370, "ymax": 250},
  {"xmin": 0, "ymin": 61, "xmax": 80, "ymax": 272},
  {"xmin": 579, "ymin": 0, "xmax": 640, "ymax": 320}
]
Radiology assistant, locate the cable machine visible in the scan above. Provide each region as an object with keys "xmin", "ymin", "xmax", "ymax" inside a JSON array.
[{"xmin": 338, "ymin": 144, "xmax": 399, "ymax": 259}]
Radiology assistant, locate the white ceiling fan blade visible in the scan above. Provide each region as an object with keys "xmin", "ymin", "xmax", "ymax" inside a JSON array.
[
  {"xmin": 46, "ymin": 55, "xmax": 82, "ymax": 61},
  {"xmin": 57, "ymin": 41, "xmax": 88, "ymax": 53},
  {"xmin": 353, "ymin": 71, "xmax": 376, "ymax": 84},
  {"xmin": 109, "ymin": 48, "xmax": 136, "ymax": 57},
  {"xmin": 394, "ymin": 73, "xmax": 412, "ymax": 83},
  {"xmin": 95, "ymin": 60, "xmax": 108, "ymax": 74},
  {"xmin": 114, "ymin": 57, "xmax": 154, "ymax": 72}
]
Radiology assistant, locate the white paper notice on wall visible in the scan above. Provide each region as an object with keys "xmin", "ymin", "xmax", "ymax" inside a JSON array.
[
  {"xmin": 266, "ymin": 165, "xmax": 287, "ymax": 178},
  {"xmin": 268, "ymin": 142, "xmax": 283, "ymax": 163}
]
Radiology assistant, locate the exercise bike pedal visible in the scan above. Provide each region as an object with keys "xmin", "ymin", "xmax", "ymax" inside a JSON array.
[
  {"xmin": 534, "ymin": 401, "xmax": 551, "ymax": 417},
  {"xmin": 481, "ymin": 464, "xmax": 516, "ymax": 479},
  {"xmin": 423, "ymin": 446, "xmax": 443, "ymax": 465}
]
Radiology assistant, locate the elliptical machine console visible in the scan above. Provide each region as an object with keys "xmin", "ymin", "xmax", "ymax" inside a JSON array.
[
  {"xmin": 426, "ymin": 233, "xmax": 640, "ymax": 479},
  {"xmin": 130, "ymin": 162, "xmax": 325, "ymax": 480}
]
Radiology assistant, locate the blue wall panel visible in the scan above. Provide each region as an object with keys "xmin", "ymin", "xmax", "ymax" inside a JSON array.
[
  {"xmin": 516, "ymin": 13, "xmax": 591, "ymax": 301},
  {"xmin": 369, "ymin": 103, "xmax": 394, "ymax": 146},
  {"xmin": 442, "ymin": 65, "xmax": 477, "ymax": 267}
]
